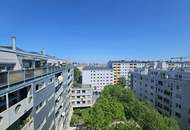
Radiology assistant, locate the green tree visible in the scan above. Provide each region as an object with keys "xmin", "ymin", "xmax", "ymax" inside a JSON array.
[
  {"xmin": 117, "ymin": 77, "xmax": 127, "ymax": 87},
  {"xmin": 74, "ymin": 67, "xmax": 82, "ymax": 83},
  {"xmin": 72, "ymin": 85, "xmax": 180, "ymax": 130}
]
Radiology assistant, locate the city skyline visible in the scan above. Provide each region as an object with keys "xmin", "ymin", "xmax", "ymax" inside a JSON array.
[{"xmin": 0, "ymin": 0, "xmax": 190, "ymax": 63}]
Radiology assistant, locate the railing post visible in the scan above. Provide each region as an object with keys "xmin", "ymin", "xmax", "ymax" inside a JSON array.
[
  {"xmin": 24, "ymin": 69, "xmax": 26, "ymax": 83},
  {"xmin": 7, "ymin": 71, "xmax": 10, "ymax": 86}
]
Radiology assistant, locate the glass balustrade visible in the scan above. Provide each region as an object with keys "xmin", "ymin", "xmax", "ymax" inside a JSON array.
[
  {"xmin": 0, "ymin": 66, "xmax": 68, "ymax": 88},
  {"xmin": 0, "ymin": 72, "xmax": 7, "ymax": 87},
  {"xmin": 9, "ymin": 70, "xmax": 24, "ymax": 84},
  {"xmin": 25, "ymin": 69, "xmax": 34, "ymax": 80},
  {"xmin": 34, "ymin": 68, "xmax": 43, "ymax": 77}
]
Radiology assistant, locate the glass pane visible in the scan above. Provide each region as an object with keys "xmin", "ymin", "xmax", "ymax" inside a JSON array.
[{"xmin": 9, "ymin": 70, "xmax": 24, "ymax": 84}]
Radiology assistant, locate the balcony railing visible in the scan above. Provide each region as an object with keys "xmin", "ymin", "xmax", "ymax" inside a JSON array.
[
  {"xmin": 0, "ymin": 72, "xmax": 7, "ymax": 87},
  {"xmin": 0, "ymin": 66, "xmax": 67, "ymax": 88},
  {"xmin": 9, "ymin": 70, "xmax": 24, "ymax": 84}
]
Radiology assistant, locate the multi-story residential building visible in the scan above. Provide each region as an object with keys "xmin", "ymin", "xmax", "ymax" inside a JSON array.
[
  {"xmin": 129, "ymin": 62, "xmax": 190, "ymax": 130},
  {"xmin": 108, "ymin": 60, "xmax": 149, "ymax": 84},
  {"xmin": 0, "ymin": 37, "xmax": 73, "ymax": 130},
  {"xmin": 82, "ymin": 66, "xmax": 113, "ymax": 93},
  {"xmin": 71, "ymin": 84, "xmax": 93, "ymax": 108},
  {"xmin": 166, "ymin": 61, "xmax": 190, "ymax": 70}
]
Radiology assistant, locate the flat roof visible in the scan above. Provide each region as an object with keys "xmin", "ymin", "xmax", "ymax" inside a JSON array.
[
  {"xmin": 110, "ymin": 60, "xmax": 151, "ymax": 64},
  {"xmin": 83, "ymin": 66, "xmax": 112, "ymax": 71}
]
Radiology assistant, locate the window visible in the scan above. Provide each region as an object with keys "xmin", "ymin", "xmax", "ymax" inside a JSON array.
[
  {"xmin": 176, "ymin": 85, "xmax": 180, "ymax": 90},
  {"xmin": 164, "ymin": 106, "xmax": 170, "ymax": 112},
  {"xmin": 176, "ymin": 103, "xmax": 181, "ymax": 109},
  {"xmin": 158, "ymin": 81, "xmax": 163, "ymax": 86},
  {"xmin": 163, "ymin": 98, "xmax": 170, "ymax": 104},
  {"xmin": 82, "ymin": 101, "xmax": 86, "ymax": 104},
  {"xmin": 48, "ymin": 78, "xmax": 53, "ymax": 84},
  {"xmin": 175, "ymin": 112, "xmax": 181, "ymax": 118},
  {"xmin": 157, "ymin": 103, "xmax": 162, "ymax": 108},
  {"xmin": 77, "ymin": 96, "xmax": 80, "ymax": 99},
  {"xmin": 157, "ymin": 95, "xmax": 162, "ymax": 100},
  {"xmin": 82, "ymin": 90, "xmax": 86, "ymax": 93},
  {"xmin": 77, "ymin": 101, "xmax": 80, "ymax": 104},
  {"xmin": 36, "ymin": 101, "xmax": 46, "ymax": 113},
  {"xmin": 77, "ymin": 90, "xmax": 80, "ymax": 93},
  {"xmin": 35, "ymin": 82, "xmax": 45, "ymax": 92},
  {"xmin": 0, "ymin": 95, "xmax": 6, "ymax": 113},
  {"xmin": 9, "ymin": 86, "xmax": 30, "ymax": 107}
]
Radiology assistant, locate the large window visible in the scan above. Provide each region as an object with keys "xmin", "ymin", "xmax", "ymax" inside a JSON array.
[
  {"xmin": 8, "ymin": 86, "xmax": 30, "ymax": 107},
  {"xmin": 0, "ymin": 95, "xmax": 6, "ymax": 113}
]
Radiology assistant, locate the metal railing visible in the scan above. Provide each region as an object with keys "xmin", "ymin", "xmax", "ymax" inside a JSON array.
[{"xmin": 0, "ymin": 66, "xmax": 67, "ymax": 88}]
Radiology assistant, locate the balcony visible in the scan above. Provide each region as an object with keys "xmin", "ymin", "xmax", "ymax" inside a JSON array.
[
  {"xmin": 20, "ymin": 115, "xmax": 33, "ymax": 130},
  {"xmin": 7, "ymin": 108, "xmax": 33, "ymax": 130},
  {"xmin": 0, "ymin": 66, "xmax": 67, "ymax": 88}
]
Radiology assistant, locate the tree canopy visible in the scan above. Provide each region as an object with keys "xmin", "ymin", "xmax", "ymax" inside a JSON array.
[
  {"xmin": 74, "ymin": 67, "xmax": 82, "ymax": 84},
  {"xmin": 117, "ymin": 77, "xmax": 127, "ymax": 88},
  {"xmin": 71, "ymin": 85, "xmax": 180, "ymax": 130}
]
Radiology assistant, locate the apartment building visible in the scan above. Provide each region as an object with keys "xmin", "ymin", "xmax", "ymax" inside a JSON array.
[
  {"xmin": 0, "ymin": 37, "xmax": 73, "ymax": 130},
  {"xmin": 108, "ymin": 60, "xmax": 149, "ymax": 84},
  {"xmin": 166, "ymin": 61, "xmax": 190, "ymax": 70},
  {"xmin": 129, "ymin": 62, "xmax": 190, "ymax": 130},
  {"xmin": 82, "ymin": 66, "xmax": 113, "ymax": 93},
  {"xmin": 71, "ymin": 84, "xmax": 93, "ymax": 108}
]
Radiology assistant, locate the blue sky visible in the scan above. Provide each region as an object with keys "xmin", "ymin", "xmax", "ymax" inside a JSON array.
[{"xmin": 0, "ymin": 0, "xmax": 190, "ymax": 63}]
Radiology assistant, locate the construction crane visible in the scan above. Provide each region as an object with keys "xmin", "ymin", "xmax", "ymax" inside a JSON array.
[{"xmin": 171, "ymin": 56, "xmax": 190, "ymax": 62}]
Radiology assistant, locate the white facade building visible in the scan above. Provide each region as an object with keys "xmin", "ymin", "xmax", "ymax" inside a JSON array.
[
  {"xmin": 0, "ymin": 37, "xmax": 73, "ymax": 130},
  {"xmin": 108, "ymin": 60, "xmax": 149, "ymax": 84},
  {"xmin": 82, "ymin": 66, "xmax": 114, "ymax": 93},
  {"xmin": 129, "ymin": 62, "xmax": 190, "ymax": 130},
  {"xmin": 71, "ymin": 84, "xmax": 93, "ymax": 108}
]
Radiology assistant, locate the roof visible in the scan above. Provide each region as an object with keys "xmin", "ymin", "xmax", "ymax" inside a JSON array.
[
  {"xmin": 110, "ymin": 60, "xmax": 151, "ymax": 64},
  {"xmin": 83, "ymin": 66, "xmax": 112, "ymax": 71},
  {"xmin": 73, "ymin": 83, "xmax": 92, "ymax": 88},
  {"xmin": 165, "ymin": 61, "xmax": 190, "ymax": 64},
  {"xmin": 0, "ymin": 45, "xmax": 26, "ymax": 52},
  {"xmin": 0, "ymin": 45, "xmax": 67, "ymax": 62}
]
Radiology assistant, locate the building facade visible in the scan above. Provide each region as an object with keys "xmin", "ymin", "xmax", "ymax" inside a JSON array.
[
  {"xmin": 108, "ymin": 60, "xmax": 148, "ymax": 84},
  {"xmin": 129, "ymin": 62, "xmax": 190, "ymax": 130},
  {"xmin": 71, "ymin": 84, "xmax": 93, "ymax": 108},
  {"xmin": 0, "ymin": 37, "xmax": 73, "ymax": 130},
  {"xmin": 82, "ymin": 66, "xmax": 113, "ymax": 93}
]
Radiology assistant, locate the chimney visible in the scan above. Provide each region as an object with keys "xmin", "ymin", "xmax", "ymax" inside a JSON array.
[{"xmin": 11, "ymin": 36, "xmax": 16, "ymax": 51}]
